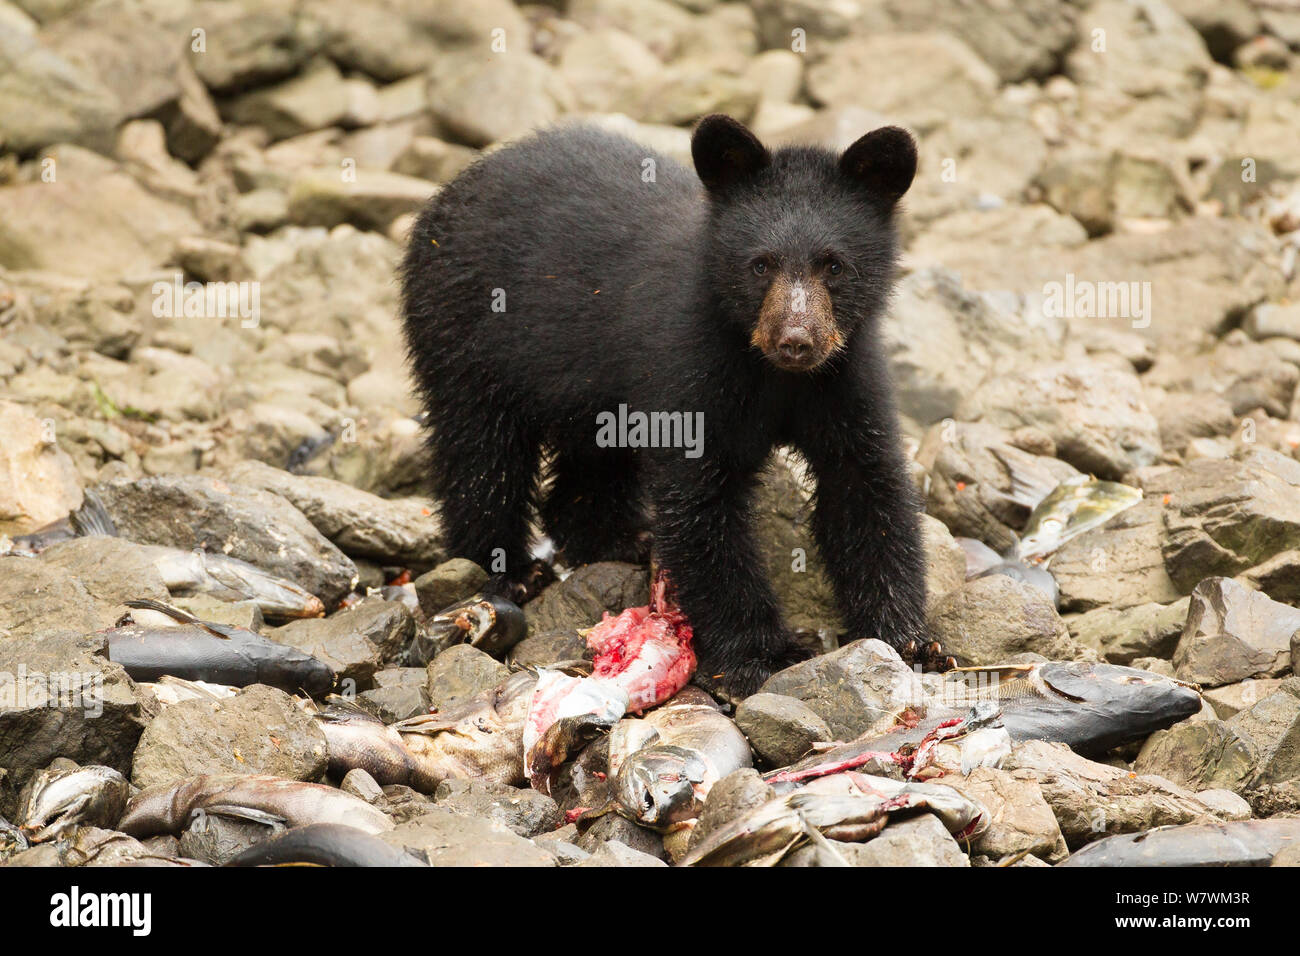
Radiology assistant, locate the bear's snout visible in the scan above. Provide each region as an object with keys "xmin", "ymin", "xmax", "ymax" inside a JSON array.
[{"xmin": 754, "ymin": 273, "xmax": 839, "ymax": 372}]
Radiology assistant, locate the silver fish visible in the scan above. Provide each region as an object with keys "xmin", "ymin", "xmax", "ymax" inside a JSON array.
[
  {"xmin": 117, "ymin": 774, "xmax": 393, "ymax": 838},
  {"xmin": 141, "ymin": 545, "xmax": 325, "ymax": 620},
  {"xmin": 610, "ymin": 691, "xmax": 752, "ymax": 829},
  {"xmin": 1018, "ymin": 475, "xmax": 1142, "ymax": 560}
]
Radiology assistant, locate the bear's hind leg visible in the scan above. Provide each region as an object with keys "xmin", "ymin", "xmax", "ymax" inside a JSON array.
[
  {"xmin": 540, "ymin": 445, "xmax": 649, "ymax": 566},
  {"xmin": 426, "ymin": 401, "xmax": 542, "ymax": 601}
]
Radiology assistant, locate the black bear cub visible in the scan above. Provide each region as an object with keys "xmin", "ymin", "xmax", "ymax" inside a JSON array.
[{"xmin": 401, "ymin": 114, "xmax": 938, "ymax": 695}]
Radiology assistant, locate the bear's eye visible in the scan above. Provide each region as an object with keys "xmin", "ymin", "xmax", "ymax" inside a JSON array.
[
  {"xmin": 751, "ymin": 259, "xmax": 768, "ymax": 277},
  {"xmin": 826, "ymin": 259, "xmax": 843, "ymax": 276}
]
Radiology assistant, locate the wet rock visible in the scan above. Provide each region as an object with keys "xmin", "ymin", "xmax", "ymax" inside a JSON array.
[
  {"xmin": 1051, "ymin": 498, "xmax": 1182, "ymax": 612},
  {"xmin": 130, "ymin": 684, "xmax": 328, "ymax": 790},
  {"xmin": 507, "ymin": 628, "xmax": 589, "ymax": 669},
  {"xmin": 94, "ymin": 474, "xmax": 357, "ymax": 607},
  {"xmin": 425, "ymin": 644, "xmax": 509, "ymax": 714},
  {"xmin": 414, "ymin": 558, "xmax": 488, "ymax": 617},
  {"xmin": 1146, "ymin": 458, "xmax": 1300, "ymax": 592},
  {"xmin": 1066, "ymin": 597, "xmax": 1189, "ymax": 665},
  {"xmin": 758, "ymin": 639, "xmax": 920, "ymax": 741},
  {"xmin": 576, "ymin": 840, "xmax": 668, "ymax": 867},
  {"xmin": 574, "ymin": 811, "xmax": 666, "ymax": 861},
  {"xmin": 0, "ymin": 400, "xmax": 83, "ymax": 534},
  {"xmin": 357, "ymin": 667, "xmax": 430, "ymax": 723},
  {"xmin": 178, "ymin": 813, "xmax": 271, "ymax": 866},
  {"xmin": 1173, "ymin": 577, "xmax": 1298, "ymax": 687},
  {"xmin": 1006, "ymin": 739, "xmax": 1242, "ymax": 849},
  {"xmin": 0, "ymin": 631, "xmax": 144, "ymax": 817},
  {"xmin": 271, "ymin": 600, "xmax": 411, "ymax": 690},
  {"xmin": 1133, "ymin": 718, "xmax": 1258, "ymax": 793},
  {"xmin": 927, "ymin": 575, "xmax": 1088, "ymax": 667},
  {"xmin": 1204, "ymin": 679, "xmax": 1285, "ymax": 720},
  {"xmin": 734, "ymin": 693, "xmax": 830, "ymax": 768},
  {"xmin": 433, "ymin": 779, "xmax": 562, "ymax": 838},
  {"xmin": 957, "ymin": 360, "xmax": 1161, "ymax": 480},
  {"xmin": 524, "ymin": 562, "xmax": 649, "ymax": 634},
  {"xmin": 381, "ymin": 808, "xmax": 556, "ymax": 866},
  {"xmin": 939, "ymin": 767, "xmax": 1068, "ymax": 862},
  {"xmin": 687, "ymin": 768, "xmax": 774, "ymax": 853}
]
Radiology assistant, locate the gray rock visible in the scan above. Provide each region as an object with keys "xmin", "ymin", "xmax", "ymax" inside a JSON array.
[
  {"xmin": 222, "ymin": 459, "xmax": 443, "ymax": 569},
  {"xmin": 842, "ymin": 814, "xmax": 971, "ymax": 867},
  {"xmin": 927, "ymin": 575, "xmax": 1087, "ymax": 667},
  {"xmin": 433, "ymin": 779, "xmax": 562, "ymax": 838},
  {"xmin": 1225, "ymin": 682, "xmax": 1300, "ymax": 789},
  {"xmin": 686, "ymin": 767, "xmax": 775, "ymax": 854},
  {"xmin": 734, "ymin": 693, "xmax": 830, "ymax": 768},
  {"xmin": 188, "ymin": 2, "xmax": 323, "ymax": 94},
  {"xmin": 508, "ymin": 628, "xmax": 588, "ymax": 669},
  {"xmin": 94, "ymin": 474, "xmax": 357, "ymax": 608},
  {"xmin": 340, "ymin": 768, "xmax": 385, "ymax": 804},
  {"xmin": 425, "ymin": 644, "xmax": 509, "ymax": 713},
  {"xmin": 271, "ymin": 601, "xmax": 412, "ymax": 691},
  {"xmin": 414, "ymin": 558, "xmax": 488, "ymax": 616},
  {"xmin": 1146, "ymin": 458, "xmax": 1300, "ymax": 592},
  {"xmin": 1204, "ymin": 679, "xmax": 1285, "ymax": 720},
  {"xmin": 576, "ymin": 840, "xmax": 669, "ymax": 867},
  {"xmin": 1173, "ymin": 577, "xmax": 1298, "ymax": 687},
  {"xmin": 381, "ymin": 808, "xmax": 556, "ymax": 866},
  {"xmin": 1066, "ymin": 597, "xmax": 1190, "ymax": 665},
  {"xmin": 357, "ymin": 667, "xmax": 430, "ymax": 723},
  {"xmin": 573, "ymin": 811, "xmax": 666, "ymax": 861},
  {"xmin": 225, "ymin": 57, "xmax": 351, "ymax": 141},
  {"xmin": 524, "ymin": 562, "xmax": 649, "ymax": 634},
  {"xmin": 427, "ymin": 49, "xmax": 573, "ymax": 148},
  {"xmin": 1051, "ymin": 498, "xmax": 1182, "ymax": 613},
  {"xmin": 287, "ymin": 167, "xmax": 438, "ymax": 233},
  {"xmin": 0, "ymin": 27, "xmax": 121, "ymax": 154},
  {"xmin": 1007, "ymin": 739, "xmax": 1242, "ymax": 849},
  {"xmin": 36, "ymin": 537, "xmax": 171, "ymax": 630},
  {"xmin": 0, "ymin": 631, "xmax": 144, "ymax": 818},
  {"xmin": 130, "ymin": 684, "xmax": 329, "ymax": 790},
  {"xmin": 1133, "ymin": 718, "xmax": 1259, "ymax": 793},
  {"xmin": 178, "ymin": 813, "xmax": 271, "ymax": 866},
  {"xmin": 758, "ymin": 639, "xmax": 920, "ymax": 741},
  {"xmin": 533, "ymin": 826, "xmax": 592, "ymax": 865}
]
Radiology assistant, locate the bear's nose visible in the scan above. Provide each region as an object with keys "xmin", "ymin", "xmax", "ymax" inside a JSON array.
[{"xmin": 777, "ymin": 329, "xmax": 812, "ymax": 364}]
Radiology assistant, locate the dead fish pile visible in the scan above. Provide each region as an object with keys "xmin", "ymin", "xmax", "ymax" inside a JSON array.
[
  {"xmin": 607, "ymin": 689, "xmax": 751, "ymax": 830},
  {"xmin": 390, "ymin": 671, "xmax": 538, "ymax": 789},
  {"xmin": 118, "ymin": 774, "xmax": 393, "ymax": 838},
  {"xmin": 776, "ymin": 661, "xmax": 1201, "ymax": 788},
  {"xmin": 681, "ymin": 772, "xmax": 989, "ymax": 867},
  {"xmin": 225, "ymin": 823, "xmax": 424, "ymax": 867},
  {"xmin": 20, "ymin": 766, "xmax": 131, "ymax": 842},
  {"xmin": 1060, "ymin": 819, "xmax": 1300, "ymax": 867},
  {"xmin": 402, "ymin": 593, "xmax": 526, "ymax": 666},
  {"xmin": 1018, "ymin": 474, "xmax": 1142, "ymax": 561},
  {"xmin": 105, "ymin": 599, "xmax": 333, "ymax": 696},
  {"xmin": 523, "ymin": 573, "xmax": 697, "ymax": 783}
]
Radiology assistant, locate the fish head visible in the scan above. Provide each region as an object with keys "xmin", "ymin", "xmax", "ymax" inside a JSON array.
[{"xmin": 615, "ymin": 746, "xmax": 708, "ymax": 828}]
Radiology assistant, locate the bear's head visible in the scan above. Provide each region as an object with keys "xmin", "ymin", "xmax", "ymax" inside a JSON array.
[{"xmin": 691, "ymin": 114, "xmax": 916, "ymax": 373}]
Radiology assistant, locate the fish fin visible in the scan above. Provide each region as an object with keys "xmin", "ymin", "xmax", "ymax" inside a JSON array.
[
  {"xmin": 989, "ymin": 446, "xmax": 1061, "ymax": 509},
  {"xmin": 194, "ymin": 805, "xmax": 287, "ymax": 830},
  {"xmin": 70, "ymin": 488, "xmax": 117, "ymax": 537},
  {"xmin": 122, "ymin": 598, "xmax": 232, "ymax": 639}
]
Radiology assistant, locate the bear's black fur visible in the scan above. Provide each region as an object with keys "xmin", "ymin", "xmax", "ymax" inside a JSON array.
[{"xmin": 400, "ymin": 115, "xmax": 933, "ymax": 694}]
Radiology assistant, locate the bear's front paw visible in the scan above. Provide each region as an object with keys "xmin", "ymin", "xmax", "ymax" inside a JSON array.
[
  {"xmin": 896, "ymin": 636, "xmax": 956, "ymax": 673},
  {"xmin": 486, "ymin": 559, "xmax": 556, "ymax": 605}
]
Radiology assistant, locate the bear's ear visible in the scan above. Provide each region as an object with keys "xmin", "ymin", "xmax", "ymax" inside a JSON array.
[
  {"xmin": 839, "ymin": 126, "xmax": 917, "ymax": 205},
  {"xmin": 692, "ymin": 114, "xmax": 770, "ymax": 192}
]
